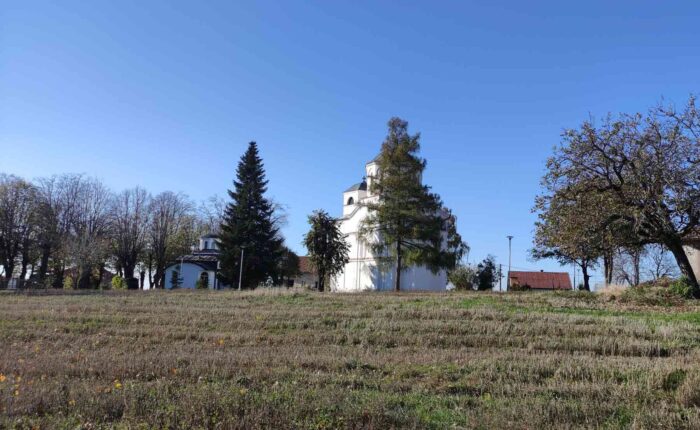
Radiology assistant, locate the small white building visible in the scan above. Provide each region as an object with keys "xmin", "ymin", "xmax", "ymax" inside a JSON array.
[
  {"xmin": 164, "ymin": 234, "xmax": 225, "ymax": 289},
  {"xmin": 330, "ymin": 156, "xmax": 449, "ymax": 292}
]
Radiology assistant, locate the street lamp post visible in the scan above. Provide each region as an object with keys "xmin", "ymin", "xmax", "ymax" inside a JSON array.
[
  {"xmin": 506, "ymin": 235, "xmax": 513, "ymax": 290},
  {"xmin": 238, "ymin": 246, "xmax": 245, "ymax": 291}
]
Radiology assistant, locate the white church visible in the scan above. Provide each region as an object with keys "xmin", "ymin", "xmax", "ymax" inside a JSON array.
[{"xmin": 330, "ymin": 156, "xmax": 449, "ymax": 292}]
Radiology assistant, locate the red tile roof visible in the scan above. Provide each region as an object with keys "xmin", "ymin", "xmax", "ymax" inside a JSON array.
[
  {"xmin": 298, "ymin": 256, "xmax": 317, "ymax": 274},
  {"xmin": 508, "ymin": 271, "xmax": 572, "ymax": 290}
]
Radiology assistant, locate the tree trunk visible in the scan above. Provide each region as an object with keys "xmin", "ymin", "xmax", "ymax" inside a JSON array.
[
  {"xmin": 317, "ymin": 269, "xmax": 325, "ymax": 292},
  {"xmin": 632, "ymin": 250, "xmax": 641, "ymax": 286},
  {"xmin": 394, "ymin": 241, "xmax": 402, "ymax": 292},
  {"xmin": 139, "ymin": 270, "xmax": 145, "ymax": 289},
  {"xmin": 123, "ymin": 264, "xmax": 139, "ymax": 290},
  {"xmin": 38, "ymin": 244, "xmax": 51, "ymax": 281},
  {"xmin": 667, "ymin": 240, "xmax": 699, "ymax": 296},
  {"xmin": 147, "ymin": 253, "xmax": 154, "ymax": 289},
  {"xmin": 603, "ymin": 251, "xmax": 614, "ymax": 286},
  {"xmin": 580, "ymin": 261, "xmax": 591, "ymax": 291}
]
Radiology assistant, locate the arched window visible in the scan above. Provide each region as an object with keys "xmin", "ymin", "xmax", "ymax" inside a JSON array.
[
  {"xmin": 203, "ymin": 240, "xmax": 208, "ymax": 250},
  {"xmin": 347, "ymin": 197, "xmax": 354, "ymax": 205}
]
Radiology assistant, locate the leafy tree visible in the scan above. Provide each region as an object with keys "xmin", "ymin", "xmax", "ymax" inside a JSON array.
[
  {"xmin": 532, "ymin": 189, "xmax": 605, "ymax": 291},
  {"xmin": 303, "ymin": 210, "xmax": 349, "ymax": 292},
  {"xmin": 277, "ymin": 246, "xmax": 300, "ymax": 287},
  {"xmin": 476, "ymin": 255, "xmax": 497, "ymax": 290},
  {"xmin": 219, "ymin": 142, "xmax": 284, "ymax": 288},
  {"xmin": 360, "ymin": 118, "xmax": 467, "ymax": 291},
  {"xmin": 543, "ymin": 97, "xmax": 700, "ymax": 293},
  {"xmin": 448, "ymin": 264, "xmax": 477, "ymax": 290}
]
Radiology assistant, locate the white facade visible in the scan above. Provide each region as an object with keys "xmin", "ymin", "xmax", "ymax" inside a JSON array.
[
  {"xmin": 330, "ymin": 158, "xmax": 448, "ymax": 292},
  {"xmin": 164, "ymin": 262, "xmax": 217, "ymax": 289},
  {"xmin": 164, "ymin": 234, "xmax": 222, "ymax": 289}
]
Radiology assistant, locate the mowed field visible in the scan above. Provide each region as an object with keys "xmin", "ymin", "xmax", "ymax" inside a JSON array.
[{"xmin": 2, "ymin": 289, "xmax": 700, "ymax": 429}]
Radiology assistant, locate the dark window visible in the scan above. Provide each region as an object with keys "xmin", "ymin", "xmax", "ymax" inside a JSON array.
[
  {"xmin": 203, "ymin": 241, "xmax": 208, "ymax": 250},
  {"xmin": 347, "ymin": 197, "xmax": 354, "ymax": 205}
]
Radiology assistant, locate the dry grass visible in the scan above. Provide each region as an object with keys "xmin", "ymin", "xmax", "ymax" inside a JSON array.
[{"xmin": 1, "ymin": 289, "xmax": 700, "ymax": 429}]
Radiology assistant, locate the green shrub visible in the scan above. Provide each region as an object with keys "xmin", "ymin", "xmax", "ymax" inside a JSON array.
[
  {"xmin": 195, "ymin": 278, "xmax": 208, "ymax": 290},
  {"xmin": 669, "ymin": 276, "xmax": 694, "ymax": 299},
  {"xmin": 448, "ymin": 265, "xmax": 476, "ymax": 290},
  {"xmin": 63, "ymin": 276, "xmax": 74, "ymax": 290},
  {"xmin": 111, "ymin": 275, "xmax": 126, "ymax": 290}
]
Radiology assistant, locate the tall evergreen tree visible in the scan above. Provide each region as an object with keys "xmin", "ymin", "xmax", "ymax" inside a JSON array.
[
  {"xmin": 219, "ymin": 142, "xmax": 283, "ymax": 288},
  {"xmin": 360, "ymin": 118, "xmax": 467, "ymax": 291}
]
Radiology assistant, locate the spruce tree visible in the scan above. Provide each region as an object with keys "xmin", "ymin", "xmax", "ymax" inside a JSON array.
[
  {"xmin": 360, "ymin": 118, "xmax": 467, "ymax": 291},
  {"xmin": 219, "ymin": 142, "xmax": 283, "ymax": 288}
]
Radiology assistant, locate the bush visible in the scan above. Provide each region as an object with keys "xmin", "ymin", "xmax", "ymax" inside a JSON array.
[
  {"xmin": 111, "ymin": 275, "xmax": 126, "ymax": 290},
  {"xmin": 63, "ymin": 276, "xmax": 74, "ymax": 290},
  {"xmin": 448, "ymin": 265, "xmax": 476, "ymax": 290},
  {"xmin": 669, "ymin": 276, "xmax": 694, "ymax": 299},
  {"xmin": 195, "ymin": 278, "xmax": 208, "ymax": 290}
]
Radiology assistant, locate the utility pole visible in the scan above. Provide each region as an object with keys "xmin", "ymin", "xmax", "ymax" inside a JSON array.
[
  {"xmin": 506, "ymin": 235, "xmax": 513, "ymax": 291},
  {"xmin": 499, "ymin": 264, "xmax": 503, "ymax": 291},
  {"xmin": 238, "ymin": 246, "xmax": 245, "ymax": 291}
]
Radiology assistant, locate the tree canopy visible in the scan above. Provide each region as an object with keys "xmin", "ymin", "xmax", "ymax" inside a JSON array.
[
  {"xmin": 303, "ymin": 210, "xmax": 349, "ymax": 292},
  {"xmin": 360, "ymin": 117, "xmax": 467, "ymax": 291},
  {"xmin": 219, "ymin": 142, "xmax": 284, "ymax": 288}
]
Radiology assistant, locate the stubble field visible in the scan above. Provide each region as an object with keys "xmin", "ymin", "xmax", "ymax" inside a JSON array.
[{"xmin": 1, "ymin": 288, "xmax": 700, "ymax": 429}]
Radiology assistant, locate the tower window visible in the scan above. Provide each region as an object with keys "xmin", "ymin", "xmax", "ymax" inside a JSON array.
[{"xmin": 347, "ymin": 197, "xmax": 354, "ymax": 205}]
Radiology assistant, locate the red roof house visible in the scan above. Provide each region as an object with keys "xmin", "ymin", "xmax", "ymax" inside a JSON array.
[{"xmin": 508, "ymin": 271, "xmax": 572, "ymax": 291}]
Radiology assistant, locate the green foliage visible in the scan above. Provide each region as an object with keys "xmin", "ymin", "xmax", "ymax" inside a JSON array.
[
  {"xmin": 111, "ymin": 275, "xmax": 126, "ymax": 290},
  {"xmin": 360, "ymin": 118, "xmax": 467, "ymax": 291},
  {"xmin": 303, "ymin": 210, "xmax": 350, "ymax": 292},
  {"xmin": 218, "ymin": 142, "xmax": 284, "ymax": 288},
  {"xmin": 277, "ymin": 246, "xmax": 300, "ymax": 286},
  {"xmin": 475, "ymin": 255, "xmax": 497, "ymax": 290},
  {"xmin": 63, "ymin": 276, "xmax": 74, "ymax": 290},
  {"xmin": 669, "ymin": 276, "xmax": 694, "ymax": 299},
  {"xmin": 539, "ymin": 96, "xmax": 700, "ymax": 290},
  {"xmin": 195, "ymin": 278, "xmax": 208, "ymax": 290},
  {"xmin": 448, "ymin": 264, "xmax": 476, "ymax": 290}
]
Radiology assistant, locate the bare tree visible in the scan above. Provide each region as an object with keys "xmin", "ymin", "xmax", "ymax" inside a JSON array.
[
  {"xmin": 197, "ymin": 195, "xmax": 225, "ymax": 235},
  {"xmin": 0, "ymin": 174, "xmax": 38, "ymax": 283},
  {"xmin": 35, "ymin": 174, "xmax": 86, "ymax": 286},
  {"xmin": 68, "ymin": 177, "xmax": 113, "ymax": 289},
  {"xmin": 147, "ymin": 191, "xmax": 193, "ymax": 288},
  {"xmin": 614, "ymin": 247, "xmax": 643, "ymax": 286},
  {"xmin": 644, "ymin": 244, "xmax": 679, "ymax": 281},
  {"xmin": 111, "ymin": 187, "xmax": 150, "ymax": 289}
]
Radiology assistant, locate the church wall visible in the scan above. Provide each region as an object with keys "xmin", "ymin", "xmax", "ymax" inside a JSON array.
[{"xmin": 165, "ymin": 263, "xmax": 216, "ymax": 289}]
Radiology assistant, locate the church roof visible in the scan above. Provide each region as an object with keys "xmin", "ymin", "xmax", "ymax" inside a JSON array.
[{"xmin": 344, "ymin": 181, "xmax": 367, "ymax": 192}]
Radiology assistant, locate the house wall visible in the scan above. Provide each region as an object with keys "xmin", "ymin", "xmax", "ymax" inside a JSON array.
[
  {"xmin": 164, "ymin": 263, "xmax": 216, "ymax": 289},
  {"xmin": 683, "ymin": 244, "xmax": 700, "ymax": 281}
]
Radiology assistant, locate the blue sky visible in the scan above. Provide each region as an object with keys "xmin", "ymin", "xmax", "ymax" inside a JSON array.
[{"xmin": 1, "ymin": 1, "xmax": 699, "ymax": 286}]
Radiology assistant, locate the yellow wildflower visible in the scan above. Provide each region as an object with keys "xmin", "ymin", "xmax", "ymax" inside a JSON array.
[
  {"xmin": 114, "ymin": 380, "xmax": 122, "ymax": 390},
  {"xmin": 68, "ymin": 399, "xmax": 76, "ymax": 406},
  {"xmin": 218, "ymin": 339, "xmax": 225, "ymax": 346}
]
